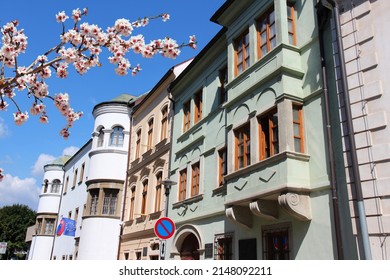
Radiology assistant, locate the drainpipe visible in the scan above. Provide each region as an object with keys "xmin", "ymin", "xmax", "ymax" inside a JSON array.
[
  {"xmin": 321, "ymin": 0, "xmax": 372, "ymax": 259},
  {"xmin": 316, "ymin": 2, "xmax": 344, "ymax": 260}
]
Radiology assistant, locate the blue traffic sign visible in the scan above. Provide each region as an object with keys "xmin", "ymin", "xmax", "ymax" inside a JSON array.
[{"xmin": 154, "ymin": 217, "xmax": 175, "ymax": 240}]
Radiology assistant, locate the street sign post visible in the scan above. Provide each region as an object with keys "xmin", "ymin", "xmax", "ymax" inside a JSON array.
[{"xmin": 160, "ymin": 240, "xmax": 166, "ymax": 259}]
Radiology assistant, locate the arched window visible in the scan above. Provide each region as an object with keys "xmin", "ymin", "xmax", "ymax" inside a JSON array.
[
  {"xmin": 97, "ymin": 127, "xmax": 105, "ymax": 147},
  {"xmin": 110, "ymin": 126, "xmax": 124, "ymax": 147},
  {"xmin": 51, "ymin": 179, "xmax": 61, "ymax": 193}
]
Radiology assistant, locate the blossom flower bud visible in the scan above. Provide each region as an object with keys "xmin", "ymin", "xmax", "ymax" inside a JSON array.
[
  {"xmin": 56, "ymin": 11, "xmax": 69, "ymax": 23},
  {"xmin": 39, "ymin": 114, "xmax": 49, "ymax": 124},
  {"xmin": 114, "ymin": 18, "xmax": 133, "ymax": 36},
  {"xmin": 162, "ymin": 14, "xmax": 170, "ymax": 22},
  {"xmin": 13, "ymin": 111, "xmax": 29, "ymax": 126},
  {"xmin": 0, "ymin": 100, "xmax": 9, "ymax": 111}
]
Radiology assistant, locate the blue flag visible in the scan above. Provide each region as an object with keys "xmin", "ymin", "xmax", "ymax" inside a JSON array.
[{"xmin": 56, "ymin": 218, "xmax": 76, "ymax": 237}]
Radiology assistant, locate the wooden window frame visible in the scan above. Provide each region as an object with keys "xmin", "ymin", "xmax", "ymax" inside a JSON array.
[
  {"xmin": 259, "ymin": 108, "xmax": 279, "ymax": 160},
  {"xmin": 191, "ymin": 162, "xmax": 200, "ymax": 197},
  {"xmin": 129, "ymin": 186, "xmax": 136, "ymax": 220},
  {"xmin": 194, "ymin": 90, "xmax": 203, "ymax": 124},
  {"xmin": 183, "ymin": 100, "xmax": 191, "ymax": 132},
  {"xmin": 293, "ymin": 104, "xmax": 304, "ymax": 153},
  {"xmin": 72, "ymin": 169, "xmax": 78, "ymax": 188},
  {"xmin": 154, "ymin": 172, "xmax": 163, "ymax": 212},
  {"xmin": 179, "ymin": 168, "xmax": 187, "ymax": 201},
  {"xmin": 147, "ymin": 119, "xmax": 154, "ymax": 150},
  {"xmin": 141, "ymin": 180, "xmax": 148, "ymax": 215},
  {"xmin": 287, "ymin": 2, "xmax": 297, "ymax": 46},
  {"xmin": 135, "ymin": 129, "xmax": 141, "ymax": 159},
  {"xmin": 257, "ymin": 6, "xmax": 276, "ymax": 59},
  {"xmin": 219, "ymin": 66, "xmax": 228, "ymax": 105},
  {"xmin": 218, "ymin": 147, "xmax": 227, "ymax": 186},
  {"xmin": 234, "ymin": 29, "xmax": 250, "ymax": 76},
  {"xmin": 78, "ymin": 163, "xmax": 85, "ymax": 184},
  {"xmin": 234, "ymin": 123, "xmax": 251, "ymax": 170},
  {"xmin": 160, "ymin": 106, "xmax": 168, "ymax": 141}
]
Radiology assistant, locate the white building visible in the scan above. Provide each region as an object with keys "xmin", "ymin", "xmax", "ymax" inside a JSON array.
[{"xmin": 28, "ymin": 94, "xmax": 139, "ymax": 260}]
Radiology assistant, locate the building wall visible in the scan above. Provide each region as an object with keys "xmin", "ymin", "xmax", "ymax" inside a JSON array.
[
  {"xmin": 333, "ymin": 0, "xmax": 390, "ymax": 259},
  {"xmin": 119, "ymin": 61, "xmax": 191, "ymax": 260},
  {"xmin": 51, "ymin": 143, "xmax": 91, "ymax": 260},
  {"xmin": 28, "ymin": 162, "xmax": 65, "ymax": 260},
  {"xmin": 168, "ymin": 0, "xmax": 337, "ymax": 260}
]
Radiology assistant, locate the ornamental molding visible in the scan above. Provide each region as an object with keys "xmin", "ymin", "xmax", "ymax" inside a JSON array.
[
  {"xmin": 249, "ymin": 200, "xmax": 278, "ymax": 220},
  {"xmin": 278, "ymin": 192, "xmax": 312, "ymax": 221},
  {"xmin": 225, "ymin": 206, "xmax": 253, "ymax": 229}
]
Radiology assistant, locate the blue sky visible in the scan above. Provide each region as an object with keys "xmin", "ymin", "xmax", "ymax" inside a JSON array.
[{"xmin": 0, "ymin": 0, "xmax": 225, "ymax": 210}]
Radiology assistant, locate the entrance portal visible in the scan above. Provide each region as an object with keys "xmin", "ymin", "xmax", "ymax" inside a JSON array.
[{"xmin": 180, "ymin": 233, "xmax": 200, "ymax": 260}]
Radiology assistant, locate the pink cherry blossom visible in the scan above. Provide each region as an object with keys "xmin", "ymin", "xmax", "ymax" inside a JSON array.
[
  {"xmin": 162, "ymin": 14, "xmax": 170, "ymax": 22},
  {"xmin": 39, "ymin": 114, "xmax": 49, "ymax": 124},
  {"xmin": 13, "ymin": 111, "xmax": 29, "ymax": 125},
  {"xmin": 0, "ymin": 100, "xmax": 8, "ymax": 111},
  {"xmin": 56, "ymin": 11, "xmax": 69, "ymax": 23}
]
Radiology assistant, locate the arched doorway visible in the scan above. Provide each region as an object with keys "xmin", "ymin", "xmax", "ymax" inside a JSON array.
[{"xmin": 180, "ymin": 233, "xmax": 200, "ymax": 260}]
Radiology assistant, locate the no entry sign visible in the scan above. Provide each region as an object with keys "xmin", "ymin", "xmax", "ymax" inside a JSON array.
[{"xmin": 154, "ymin": 217, "xmax": 175, "ymax": 240}]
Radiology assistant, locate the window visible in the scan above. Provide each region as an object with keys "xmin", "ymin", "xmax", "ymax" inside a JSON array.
[
  {"xmin": 135, "ymin": 129, "xmax": 141, "ymax": 159},
  {"xmin": 257, "ymin": 6, "xmax": 276, "ymax": 58},
  {"xmin": 43, "ymin": 180, "xmax": 49, "ymax": 193},
  {"xmin": 183, "ymin": 100, "xmax": 191, "ymax": 132},
  {"xmin": 72, "ymin": 169, "xmax": 78, "ymax": 188},
  {"xmin": 215, "ymin": 233, "xmax": 233, "ymax": 260},
  {"xmin": 147, "ymin": 119, "xmax": 154, "ymax": 150},
  {"xmin": 293, "ymin": 105, "xmax": 304, "ymax": 153},
  {"xmin": 259, "ymin": 109, "xmax": 278, "ymax": 160},
  {"xmin": 79, "ymin": 163, "xmax": 85, "ymax": 184},
  {"xmin": 179, "ymin": 168, "xmax": 187, "ymax": 201},
  {"xmin": 110, "ymin": 126, "xmax": 124, "ymax": 147},
  {"xmin": 235, "ymin": 30, "xmax": 250, "ymax": 76},
  {"xmin": 194, "ymin": 90, "xmax": 203, "ymax": 124},
  {"xmin": 97, "ymin": 127, "xmax": 104, "ymax": 147},
  {"xmin": 129, "ymin": 186, "xmax": 136, "ymax": 220},
  {"xmin": 191, "ymin": 162, "xmax": 200, "ymax": 196},
  {"xmin": 89, "ymin": 189, "xmax": 99, "ymax": 215},
  {"xmin": 44, "ymin": 218, "xmax": 55, "ymax": 235},
  {"xmin": 68, "ymin": 211, "xmax": 72, "ymax": 219},
  {"xmin": 63, "ymin": 176, "xmax": 69, "ymax": 194},
  {"xmin": 160, "ymin": 106, "xmax": 168, "ymax": 140},
  {"xmin": 262, "ymin": 227, "xmax": 290, "ymax": 260},
  {"xmin": 287, "ymin": 2, "xmax": 297, "ymax": 46},
  {"xmin": 74, "ymin": 208, "xmax": 79, "ymax": 224},
  {"xmin": 218, "ymin": 147, "xmax": 227, "ymax": 186},
  {"xmin": 141, "ymin": 180, "xmax": 148, "ymax": 215},
  {"xmin": 155, "ymin": 172, "xmax": 163, "ymax": 212},
  {"xmin": 51, "ymin": 179, "xmax": 61, "ymax": 193},
  {"xmin": 235, "ymin": 123, "xmax": 251, "ymax": 170},
  {"xmin": 102, "ymin": 189, "xmax": 118, "ymax": 215},
  {"xmin": 36, "ymin": 218, "xmax": 42, "ymax": 235},
  {"xmin": 219, "ymin": 66, "xmax": 228, "ymax": 105}
]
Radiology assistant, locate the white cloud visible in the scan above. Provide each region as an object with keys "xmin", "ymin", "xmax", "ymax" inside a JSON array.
[
  {"xmin": 0, "ymin": 118, "xmax": 9, "ymax": 138},
  {"xmin": 0, "ymin": 174, "xmax": 40, "ymax": 210},
  {"xmin": 62, "ymin": 146, "xmax": 79, "ymax": 157},
  {"xmin": 31, "ymin": 154, "xmax": 56, "ymax": 177}
]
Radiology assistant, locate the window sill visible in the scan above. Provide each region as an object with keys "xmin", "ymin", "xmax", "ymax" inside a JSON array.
[
  {"xmin": 225, "ymin": 151, "xmax": 310, "ymax": 181},
  {"xmin": 173, "ymin": 194, "xmax": 203, "ymax": 209}
]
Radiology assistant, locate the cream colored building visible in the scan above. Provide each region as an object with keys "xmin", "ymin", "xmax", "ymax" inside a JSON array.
[{"xmin": 119, "ymin": 60, "xmax": 191, "ymax": 260}]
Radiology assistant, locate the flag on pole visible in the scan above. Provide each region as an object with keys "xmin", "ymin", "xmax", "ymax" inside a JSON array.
[{"xmin": 56, "ymin": 218, "xmax": 77, "ymax": 236}]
